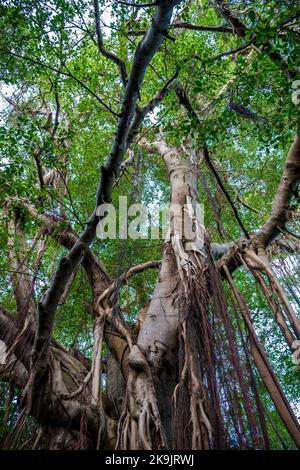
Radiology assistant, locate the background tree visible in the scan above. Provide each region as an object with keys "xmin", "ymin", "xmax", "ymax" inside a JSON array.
[{"xmin": 0, "ymin": 0, "xmax": 299, "ymax": 450}]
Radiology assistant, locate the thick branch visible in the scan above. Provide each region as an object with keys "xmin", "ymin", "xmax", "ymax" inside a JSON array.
[
  {"xmin": 213, "ymin": 0, "xmax": 247, "ymax": 37},
  {"xmin": 255, "ymin": 134, "xmax": 300, "ymax": 250},
  {"xmin": 97, "ymin": 0, "xmax": 181, "ymax": 206}
]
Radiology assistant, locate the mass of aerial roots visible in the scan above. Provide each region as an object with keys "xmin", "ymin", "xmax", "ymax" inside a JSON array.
[
  {"xmin": 1, "ymin": 134, "xmax": 300, "ymax": 449},
  {"xmin": 1, "ymin": 231, "xmax": 300, "ymax": 449}
]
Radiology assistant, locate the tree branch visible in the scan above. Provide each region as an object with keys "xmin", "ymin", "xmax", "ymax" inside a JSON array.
[
  {"xmin": 213, "ymin": 0, "xmax": 247, "ymax": 37},
  {"xmin": 97, "ymin": 260, "xmax": 161, "ymax": 305},
  {"xmin": 203, "ymin": 145, "xmax": 250, "ymax": 239},
  {"xmin": 127, "ymin": 71, "xmax": 178, "ymax": 146},
  {"xmin": 210, "ymin": 41, "xmax": 252, "ymax": 61},
  {"xmin": 28, "ymin": 0, "xmax": 181, "ymax": 391},
  {"xmin": 255, "ymin": 133, "xmax": 300, "ymax": 251},
  {"xmin": 212, "ymin": 0, "xmax": 297, "ymax": 79},
  {"xmin": 93, "ymin": 0, "xmax": 128, "ymax": 87},
  {"xmin": 115, "ymin": 0, "xmax": 161, "ymax": 7},
  {"xmin": 127, "ymin": 22, "xmax": 233, "ymax": 36},
  {"xmin": 229, "ymin": 101, "xmax": 267, "ymax": 124},
  {"xmin": 172, "ymin": 21, "xmax": 233, "ymax": 33}
]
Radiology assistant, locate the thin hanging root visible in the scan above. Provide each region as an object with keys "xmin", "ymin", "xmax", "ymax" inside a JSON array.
[
  {"xmin": 171, "ymin": 231, "xmax": 216, "ymax": 450},
  {"xmin": 190, "ymin": 394, "xmax": 211, "ymax": 450},
  {"xmin": 91, "ymin": 315, "xmax": 105, "ymax": 405},
  {"xmin": 169, "ymin": 194, "xmax": 205, "ymax": 294},
  {"xmin": 5, "ymin": 316, "xmax": 30, "ymax": 359},
  {"xmin": 197, "ymin": 396, "xmax": 213, "ymax": 441},
  {"xmin": 116, "ymin": 345, "xmax": 165, "ymax": 450},
  {"xmin": 59, "ymin": 371, "xmax": 92, "ymax": 400},
  {"xmin": 188, "ymin": 356, "xmax": 212, "ymax": 449},
  {"xmin": 90, "ymin": 311, "xmax": 108, "ymax": 449},
  {"xmin": 19, "ymin": 435, "xmax": 35, "ymax": 450},
  {"xmin": 243, "ymin": 250, "xmax": 300, "ymax": 340},
  {"xmin": 3, "ymin": 381, "xmax": 14, "ymax": 426},
  {"xmin": 171, "ymin": 233, "xmax": 192, "ymax": 289}
]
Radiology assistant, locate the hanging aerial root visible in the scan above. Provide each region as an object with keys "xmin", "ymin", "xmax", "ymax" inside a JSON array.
[
  {"xmin": 116, "ymin": 345, "xmax": 165, "ymax": 450},
  {"xmin": 249, "ymin": 265, "xmax": 297, "ymax": 354},
  {"xmin": 3, "ymin": 407, "xmax": 28, "ymax": 449},
  {"xmin": 3, "ymin": 381, "xmax": 14, "ymax": 427},
  {"xmin": 171, "ymin": 248, "xmax": 224, "ymax": 449},
  {"xmin": 90, "ymin": 310, "xmax": 109, "ymax": 449}
]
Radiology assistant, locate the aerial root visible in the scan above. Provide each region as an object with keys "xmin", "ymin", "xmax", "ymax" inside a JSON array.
[
  {"xmin": 116, "ymin": 345, "xmax": 165, "ymax": 450},
  {"xmin": 242, "ymin": 249, "xmax": 300, "ymax": 340}
]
